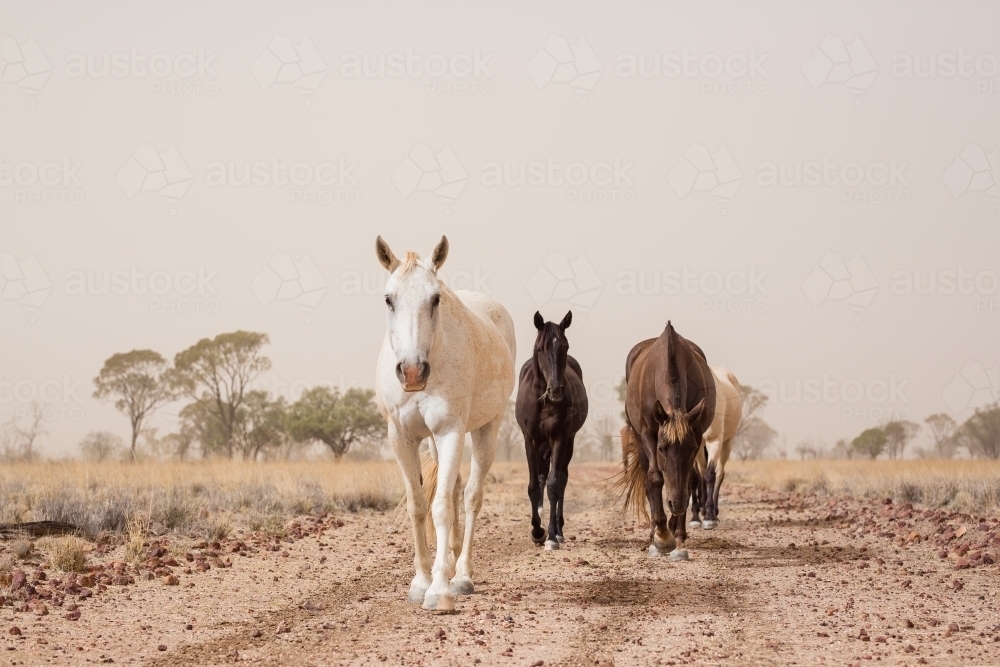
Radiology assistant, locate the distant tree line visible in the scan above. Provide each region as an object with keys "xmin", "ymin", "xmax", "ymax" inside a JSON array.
[{"xmin": 84, "ymin": 330, "xmax": 385, "ymax": 462}]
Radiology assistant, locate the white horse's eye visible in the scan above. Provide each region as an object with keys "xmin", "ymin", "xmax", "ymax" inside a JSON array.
[
  {"xmin": 431, "ymin": 294, "xmax": 441, "ymax": 308},
  {"xmin": 385, "ymin": 296, "xmax": 393, "ymax": 309}
]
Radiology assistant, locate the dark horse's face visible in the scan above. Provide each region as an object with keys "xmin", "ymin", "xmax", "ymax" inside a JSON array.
[
  {"xmin": 533, "ymin": 310, "xmax": 572, "ymax": 402},
  {"xmin": 652, "ymin": 398, "xmax": 706, "ymax": 516}
]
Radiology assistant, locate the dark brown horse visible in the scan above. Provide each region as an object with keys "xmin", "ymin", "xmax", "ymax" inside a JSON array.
[
  {"xmin": 617, "ymin": 322, "xmax": 716, "ymax": 560},
  {"xmin": 515, "ymin": 311, "xmax": 588, "ymax": 550}
]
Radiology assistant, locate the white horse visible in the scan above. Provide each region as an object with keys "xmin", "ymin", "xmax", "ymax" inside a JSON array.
[
  {"xmin": 374, "ymin": 236, "xmax": 516, "ymax": 611},
  {"xmin": 690, "ymin": 366, "xmax": 743, "ymax": 530}
]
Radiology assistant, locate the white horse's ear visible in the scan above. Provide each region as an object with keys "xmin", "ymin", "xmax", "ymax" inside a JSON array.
[
  {"xmin": 559, "ymin": 310, "xmax": 572, "ymax": 330},
  {"xmin": 430, "ymin": 236, "xmax": 449, "ymax": 273},
  {"xmin": 376, "ymin": 236, "xmax": 400, "ymax": 272},
  {"xmin": 533, "ymin": 311, "xmax": 545, "ymax": 330}
]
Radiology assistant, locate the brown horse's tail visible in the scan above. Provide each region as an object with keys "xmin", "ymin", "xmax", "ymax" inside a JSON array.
[{"xmin": 612, "ymin": 432, "xmax": 649, "ymax": 524}]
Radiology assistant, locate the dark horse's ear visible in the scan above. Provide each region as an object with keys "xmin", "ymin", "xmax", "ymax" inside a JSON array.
[
  {"xmin": 559, "ymin": 311, "xmax": 572, "ymax": 331},
  {"xmin": 685, "ymin": 397, "xmax": 706, "ymax": 423},
  {"xmin": 430, "ymin": 236, "xmax": 449, "ymax": 273},
  {"xmin": 375, "ymin": 236, "xmax": 400, "ymax": 272},
  {"xmin": 653, "ymin": 400, "xmax": 669, "ymax": 424},
  {"xmin": 533, "ymin": 311, "xmax": 545, "ymax": 330}
]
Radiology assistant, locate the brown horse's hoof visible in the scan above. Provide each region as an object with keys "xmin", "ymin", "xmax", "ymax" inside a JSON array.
[{"xmin": 701, "ymin": 520, "xmax": 718, "ymax": 530}]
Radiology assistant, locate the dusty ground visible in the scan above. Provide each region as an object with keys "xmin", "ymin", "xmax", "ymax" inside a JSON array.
[{"xmin": 2, "ymin": 461, "xmax": 999, "ymax": 666}]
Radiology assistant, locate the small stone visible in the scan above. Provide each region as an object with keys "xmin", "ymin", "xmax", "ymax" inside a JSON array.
[
  {"xmin": 157, "ymin": 644, "xmax": 167, "ymax": 651},
  {"xmin": 65, "ymin": 610, "xmax": 81, "ymax": 621},
  {"xmin": 8, "ymin": 626, "xmax": 21, "ymax": 636},
  {"xmin": 162, "ymin": 575, "xmax": 179, "ymax": 586}
]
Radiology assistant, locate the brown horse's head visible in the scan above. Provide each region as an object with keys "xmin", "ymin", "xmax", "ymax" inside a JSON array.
[
  {"xmin": 532, "ymin": 310, "xmax": 572, "ymax": 402},
  {"xmin": 651, "ymin": 396, "xmax": 706, "ymax": 516}
]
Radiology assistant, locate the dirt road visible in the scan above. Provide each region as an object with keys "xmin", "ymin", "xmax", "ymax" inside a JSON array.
[{"xmin": 3, "ymin": 462, "xmax": 999, "ymax": 666}]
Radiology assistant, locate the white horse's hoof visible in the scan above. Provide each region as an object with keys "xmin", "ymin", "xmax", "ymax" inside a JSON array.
[
  {"xmin": 450, "ymin": 577, "xmax": 474, "ymax": 596},
  {"xmin": 647, "ymin": 545, "xmax": 669, "ymax": 558},
  {"xmin": 702, "ymin": 520, "xmax": 718, "ymax": 530},
  {"xmin": 555, "ymin": 535, "xmax": 565, "ymax": 543},
  {"xmin": 544, "ymin": 540, "xmax": 560, "ymax": 551},
  {"xmin": 422, "ymin": 592, "xmax": 456, "ymax": 611},
  {"xmin": 668, "ymin": 549, "xmax": 690, "ymax": 562},
  {"xmin": 408, "ymin": 577, "xmax": 431, "ymax": 603},
  {"xmin": 688, "ymin": 520, "xmax": 702, "ymax": 529}
]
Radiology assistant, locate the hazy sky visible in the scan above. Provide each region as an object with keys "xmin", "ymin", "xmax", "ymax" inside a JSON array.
[{"xmin": 2, "ymin": 1, "xmax": 998, "ymax": 457}]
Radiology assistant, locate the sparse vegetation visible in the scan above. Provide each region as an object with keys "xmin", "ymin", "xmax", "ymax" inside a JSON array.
[
  {"xmin": 0, "ymin": 460, "xmax": 404, "ymax": 539},
  {"xmin": 728, "ymin": 459, "xmax": 1000, "ymax": 514},
  {"xmin": 38, "ymin": 535, "xmax": 88, "ymax": 572}
]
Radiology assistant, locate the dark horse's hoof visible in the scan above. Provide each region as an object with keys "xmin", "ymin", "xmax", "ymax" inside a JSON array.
[{"xmin": 531, "ymin": 527, "xmax": 546, "ymax": 545}]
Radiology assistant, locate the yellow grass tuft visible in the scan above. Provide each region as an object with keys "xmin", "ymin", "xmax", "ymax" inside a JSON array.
[{"xmin": 36, "ymin": 536, "xmax": 88, "ymax": 572}]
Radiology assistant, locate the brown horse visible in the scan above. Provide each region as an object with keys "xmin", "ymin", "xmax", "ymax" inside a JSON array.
[
  {"xmin": 617, "ymin": 322, "xmax": 716, "ymax": 560},
  {"xmin": 515, "ymin": 311, "xmax": 588, "ymax": 550},
  {"xmin": 620, "ymin": 425, "xmax": 638, "ymax": 465}
]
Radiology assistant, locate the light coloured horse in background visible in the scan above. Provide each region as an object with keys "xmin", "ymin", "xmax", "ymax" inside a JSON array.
[
  {"xmin": 374, "ymin": 236, "xmax": 516, "ymax": 611},
  {"xmin": 689, "ymin": 366, "xmax": 742, "ymax": 530}
]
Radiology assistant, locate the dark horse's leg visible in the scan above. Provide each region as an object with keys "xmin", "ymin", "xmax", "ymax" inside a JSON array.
[
  {"xmin": 553, "ymin": 434, "xmax": 575, "ymax": 543},
  {"xmin": 544, "ymin": 435, "xmax": 568, "ymax": 549},
  {"xmin": 525, "ymin": 436, "xmax": 545, "ymax": 545},
  {"xmin": 641, "ymin": 430, "xmax": 675, "ymax": 556},
  {"xmin": 689, "ymin": 464, "xmax": 704, "ymax": 527},
  {"xmin": 703, "ymin": 463, "xmax": 718, "ymax": 525}
]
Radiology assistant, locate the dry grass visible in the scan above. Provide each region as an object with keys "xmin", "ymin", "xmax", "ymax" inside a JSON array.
[
  {"xmin": 10, "ymin": 539, "xmax": 33, "ymax": 559},
  {"xmin": 36, "ymin": 536, "xmax": 87, "ymax": 572},
  {"xmin": 728, "ymin": 459, "xmax": 1000, "ymax": 515},
  {"xmin": 0, "ymin": 460, "xmax": 404, "ymax": 539}
]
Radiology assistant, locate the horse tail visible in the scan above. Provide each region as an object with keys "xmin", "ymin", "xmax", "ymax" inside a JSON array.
[
  {"xmin": 420, "ymin": 448, "xmax": 438, "ymax": 507},
  {"xmin": 613, "ymin": 435, "xmax": 649, "ymax": 524}
]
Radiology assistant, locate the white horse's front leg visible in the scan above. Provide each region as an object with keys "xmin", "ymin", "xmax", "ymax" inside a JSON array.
[
  {"xmin": 423, "ymin": 429, "xmax": 464, "ymax": 611},
  {"xmin": 389, "ymin": 425, "xmax": 432, "ymax": 603},
  {"xmin": 452, "ymin": 416, "xmax": 499, "ymax": 596}
]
